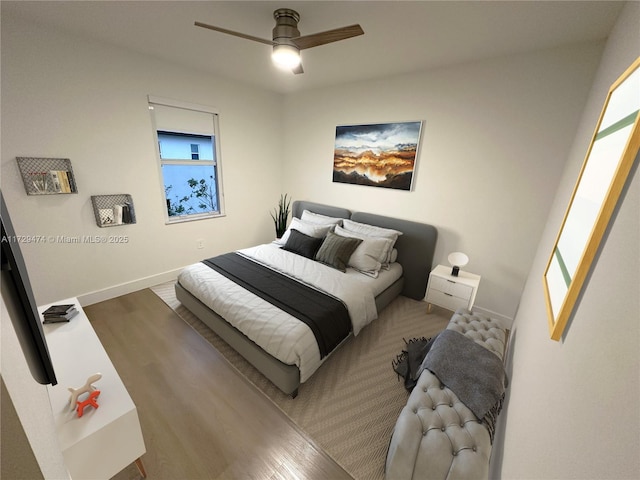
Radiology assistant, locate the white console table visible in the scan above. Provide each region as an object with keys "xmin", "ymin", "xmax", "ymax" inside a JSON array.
[{"xmin": 41, "ymin": 297, "xmax": 146, "ymax": 479}]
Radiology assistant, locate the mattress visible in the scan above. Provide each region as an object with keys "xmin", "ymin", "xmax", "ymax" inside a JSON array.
[{"xmin": 177, "ymin": 242, "xmax": 402, "ymax": 382}]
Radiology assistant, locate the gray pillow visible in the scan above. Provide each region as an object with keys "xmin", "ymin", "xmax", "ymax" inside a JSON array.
[
  {"xmin": 283, "ymin": 229, "xmax": 323, "ymax": 259},
  {"xmin": 314, "ymin": 232, "xmax": 362, "ymax": 272}
]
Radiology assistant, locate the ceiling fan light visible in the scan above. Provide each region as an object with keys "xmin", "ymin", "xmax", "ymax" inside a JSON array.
[{"xmin": 272, "ymin": 44, "xmax": 301, "ymax": 70}]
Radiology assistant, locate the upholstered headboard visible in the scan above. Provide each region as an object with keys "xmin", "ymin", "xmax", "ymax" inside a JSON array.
[
  {"xmin": 291, "ymin": 201, "xmax": 438, "ymax": 300},
  {"xmin": 292, "ymin": 200, "xmax": 351, "ymax": 221},
  {"xmin": 351, "ymin": 211, "xmax": 437, "ymax": 300}
]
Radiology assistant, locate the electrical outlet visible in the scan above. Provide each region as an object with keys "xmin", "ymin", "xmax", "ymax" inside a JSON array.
[{"xmin": 196, "ymin": 239, "xmax": 204, "ymax": 249}]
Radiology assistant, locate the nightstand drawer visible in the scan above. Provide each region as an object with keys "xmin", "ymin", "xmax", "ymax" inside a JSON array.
[
  {"xmin": 430, "ymin": 276, "xmax": 473, "ymax": 300},
  {"xmin": 425, "ymin": 289, "xmax": 470, "ymax": 311}
]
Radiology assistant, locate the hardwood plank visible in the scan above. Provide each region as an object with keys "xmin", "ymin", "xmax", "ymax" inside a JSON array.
[{"xmin": 84, "ymin": 288, "xmax": 351, "ymax": 480}]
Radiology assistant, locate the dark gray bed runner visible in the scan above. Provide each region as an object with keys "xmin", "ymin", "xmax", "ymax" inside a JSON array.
[{"xmin": 202, "ymin": 252, "xmax": 351, "ymax": 358}]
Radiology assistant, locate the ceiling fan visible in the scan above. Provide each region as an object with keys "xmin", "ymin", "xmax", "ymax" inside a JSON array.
[{"xmin": 195, "ymin": 8, "xmax": 364, "ymax": 74}]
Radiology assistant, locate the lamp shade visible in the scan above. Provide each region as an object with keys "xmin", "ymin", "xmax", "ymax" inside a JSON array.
[
  {"xmin": 272, "ymin": 44, "xmax": 301, "ymax": 69},
  {"xmin": 447, "ymin": 252, "xmax": 469, "ymax": 276}
]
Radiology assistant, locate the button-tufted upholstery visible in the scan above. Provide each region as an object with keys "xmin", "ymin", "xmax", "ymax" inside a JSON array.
[
  {"xmin": 446, "ymin": 310, "xmax": 506, "ymax": 360},
  {"xmin": 385, "ymin": 309, "xmax": 508, "ymax": 480}
]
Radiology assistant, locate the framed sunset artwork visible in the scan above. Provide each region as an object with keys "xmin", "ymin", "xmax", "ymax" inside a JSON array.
[{"xmin": 333, "ymin": 121, "xmax": 423, "ymax": 191}]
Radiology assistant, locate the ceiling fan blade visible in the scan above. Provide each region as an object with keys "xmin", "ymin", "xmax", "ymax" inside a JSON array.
[
  {"xmin": 291, "ymin": 24, "xmax": 364, "ymax": 50},
  {"xmin": 194, "ymin": 21, "xmax": 275, "ymax": 46},
  {"xmin": 292, "ymin": 63, "xmax": 304, "ymax": 75}
]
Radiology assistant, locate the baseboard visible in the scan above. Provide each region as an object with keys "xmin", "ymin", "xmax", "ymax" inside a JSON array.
[
  {"xmin": 472, "ymin": 305, "xmax": 514, "ymax": 328},
  {"xmin": 78, "ymin": 268, "xmax": 182, "ymax": 306}
]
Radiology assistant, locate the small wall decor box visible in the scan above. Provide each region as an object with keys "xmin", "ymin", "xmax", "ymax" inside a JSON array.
[
  {"xmin": 17, "ymin": 157, "xmax": 78, "ymax": 195},
  {"xmin": 91, "ymin": 195, "xmax": 136, "ymax": 227}
]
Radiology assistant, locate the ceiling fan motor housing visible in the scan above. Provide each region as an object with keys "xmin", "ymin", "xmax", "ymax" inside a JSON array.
[{"xmin": 273, "ymin": 8, "xmax": 301, "ymax": 46}]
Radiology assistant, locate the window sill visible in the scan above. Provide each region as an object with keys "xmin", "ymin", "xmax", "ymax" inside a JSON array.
[{"xmin": 165, "ymin": 212, "xmax": 226, "ymax": 225}]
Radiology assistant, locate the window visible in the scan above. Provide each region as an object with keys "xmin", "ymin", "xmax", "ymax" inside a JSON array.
[{"xmin": 148, "ymin": 96, "xmax": 224, "ymax": 222}]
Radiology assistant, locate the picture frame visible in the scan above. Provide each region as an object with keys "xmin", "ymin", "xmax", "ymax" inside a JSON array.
[
  {"xmin": 333, "ymin": 121, "xmax": 423, "ymax": 191},
  {"xmin": 542, "ymin": 56, "xmax": 640, "ymax": 341}
]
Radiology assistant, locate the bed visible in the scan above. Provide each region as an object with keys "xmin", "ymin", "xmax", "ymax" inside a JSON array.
[{"xmin": 175, "ymin": 200, "xmax": 437, "ymax": 397}]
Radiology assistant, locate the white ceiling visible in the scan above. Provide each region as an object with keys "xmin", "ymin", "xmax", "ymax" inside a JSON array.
[{"xmin": 2, "ymin": 1, "xmax": 625, "ymax": 94}]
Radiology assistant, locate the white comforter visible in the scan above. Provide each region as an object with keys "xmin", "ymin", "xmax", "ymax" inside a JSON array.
[{"xmin": 177, "ymin": 243, "xmax": 381, "ymax": 382}]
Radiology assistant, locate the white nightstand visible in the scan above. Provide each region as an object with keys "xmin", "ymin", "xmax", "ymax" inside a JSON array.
[{"xmin": 425, "ymin": 264, "xmax": 481, "ymax": 313}]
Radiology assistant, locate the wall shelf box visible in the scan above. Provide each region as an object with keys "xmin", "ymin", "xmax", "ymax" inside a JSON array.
[
  {"xmin": 17, "ymin": 157, "xmax": 78, "ymax": 195},
  {"xmin": 91, "ymin": 195, "xmax": 136, "ymax": 227}
]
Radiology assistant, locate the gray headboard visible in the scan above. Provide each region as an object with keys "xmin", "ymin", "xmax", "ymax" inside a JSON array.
[
  {"xmin": 291, "ymin": 201, "xmax": 438, "ymax": 300},
  {"xmin": 292, "ymin": 200, "xmax": 351, "ymax": 221}
]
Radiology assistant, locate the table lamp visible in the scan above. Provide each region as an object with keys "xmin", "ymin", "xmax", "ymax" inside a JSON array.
[{"xmin": 448, "ymin": 252, "xmax": 469, "ymax": 277}]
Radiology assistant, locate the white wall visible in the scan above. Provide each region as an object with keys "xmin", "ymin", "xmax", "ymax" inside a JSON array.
[
  {"xmin": 281, "ymin": 43, "xmax": 603, "ymax": 321},
  {"xmin": 1, "ymin": 15, "xmax": 284, "ymax": 306},
  {"xmin": 495, "ymin": 2, "xmax": 639, "ymax": 478}
]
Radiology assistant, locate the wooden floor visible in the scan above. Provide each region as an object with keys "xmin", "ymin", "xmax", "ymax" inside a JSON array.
[{"xmin": 84, "ymin": 288, "xmax": 352, "ymax": 480}]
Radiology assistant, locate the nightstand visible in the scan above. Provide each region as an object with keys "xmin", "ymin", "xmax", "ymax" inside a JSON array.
[{"xmin": 425, "ymin": 264, "xmax": 481, "ymax": 313}]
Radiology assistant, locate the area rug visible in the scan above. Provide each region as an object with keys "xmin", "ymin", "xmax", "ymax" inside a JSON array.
[{"xmin": 150, "ymin": 281, "xmax": 450, "ymax": 480}]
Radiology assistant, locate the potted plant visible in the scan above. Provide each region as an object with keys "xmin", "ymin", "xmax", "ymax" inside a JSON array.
[{"xmin": 271, "ymin": 193, "xmax": 291, "ymax": 239}]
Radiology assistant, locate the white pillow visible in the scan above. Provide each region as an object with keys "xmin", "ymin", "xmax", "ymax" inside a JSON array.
[
  {"xmin": 342, "ymin": 218, "xmax": 402, "ymax": 238},
  {"xmin": 335, "ymin": 226, "xmax": 394, "ymax": 277},
  {"xmin": 341, "ymin": 219, "xmax": 402, "ymax": 264},
  {"xmin": 275, "ymin": 217, "xmax": 334, "ymax": 245},
  {"xmin": 380, "ymin": 248, "xmax": 399, "ymax": 270},
  {"xmin": 301, "ymin": 210, "xmax": 344, "ymax": 226}
]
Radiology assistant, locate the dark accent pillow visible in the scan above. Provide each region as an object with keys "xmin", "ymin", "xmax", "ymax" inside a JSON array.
[
  {"xmin": 314, "ymin": 232, "xmax": 363, "ymax": 272},
  {"xmin": 282, "ymin": 229, "xmax": 324, "ymax": 259}
]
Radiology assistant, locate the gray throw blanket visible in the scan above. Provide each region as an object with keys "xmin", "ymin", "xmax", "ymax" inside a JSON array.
[
  {"xmin": 392, "ymin": 336, "xmax": 439, "ymax": 391},
  {"xmin": 421, "ymin": 329, "xmax": 507, "ymax": 442}
]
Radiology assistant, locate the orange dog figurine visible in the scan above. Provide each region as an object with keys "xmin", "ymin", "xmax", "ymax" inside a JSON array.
[
  {"xmin": 68, "ymin": 373, "xmax": 102, "ymax": 410},
  {"xmin": 76, "ymin": 389, "xmax": 101, "ymax": 418}
]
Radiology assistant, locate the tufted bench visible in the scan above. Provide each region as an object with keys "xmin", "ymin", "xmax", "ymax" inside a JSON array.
[{"xmin": 385, "ymin": 309, "xmax": 508, "ymax": 480}]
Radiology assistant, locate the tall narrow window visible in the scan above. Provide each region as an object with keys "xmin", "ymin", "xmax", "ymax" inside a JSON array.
[
  {"xmin": 148, "ymin": 96, "xmax": 224, "ymax": 222},
  {"xmin": 190, "ymin": 144, "xmax": 199, "ymax": 160}
]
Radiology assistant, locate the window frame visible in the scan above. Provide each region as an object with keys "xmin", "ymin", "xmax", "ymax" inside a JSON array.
[
  {"xmin": 190, "ymin": 143, "xmax": 200, "ymax": 160},
  {"xmin": 148, "ymin": 95, "xmax": 225, "ymax": 224}
]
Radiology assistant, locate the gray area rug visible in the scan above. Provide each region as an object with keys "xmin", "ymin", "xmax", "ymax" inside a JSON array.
[{"xmin": 151, "ymin": 281, "xmax": 450, "ymax": 480}]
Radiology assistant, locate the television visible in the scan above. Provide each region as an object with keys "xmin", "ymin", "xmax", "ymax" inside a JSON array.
[{"xmin": 1, "ymin": 192, "xmax": 57, "ymax": 385}]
